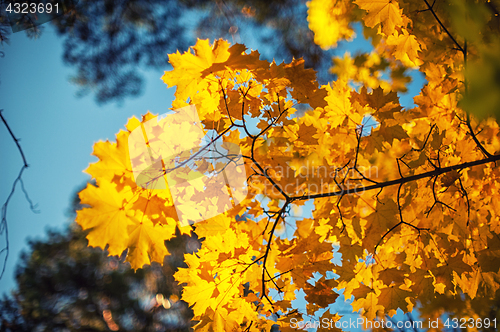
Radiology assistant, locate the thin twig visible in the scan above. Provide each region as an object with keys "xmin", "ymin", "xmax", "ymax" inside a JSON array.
[
  {"xmin": 0, "ymin": 110, "xmax": 28, "ymax": 167},
  {"xmin": 422, "ymin": 0, "xmax": 465, "ymax": 54},
  {"xmin": 466, "ymin": 112, "xmax": 492, "ymax": 158},
  {"xmin": 374, "ymin": 184, "xmax": 429, "ymax": 253},
  {"xmin": 0, "ymin": 110, "xmax": 39, "ymax": 280},
  {"xmin": 261, "ymin": 200, "xmax": 289, "ymax": 303}
]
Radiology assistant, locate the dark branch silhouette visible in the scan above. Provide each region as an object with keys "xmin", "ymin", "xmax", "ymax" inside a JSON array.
[{"xmin": 0, "ymin": 110, "xmax": 39, "ymax": 281}]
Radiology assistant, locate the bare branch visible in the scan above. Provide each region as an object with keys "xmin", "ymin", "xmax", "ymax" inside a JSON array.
[
  {"xmin": 0, "ymin": 110, "xmax": 39, "ymax": 280},
  {"xmin": 466, "ymin": 112, "xmax": 492, "ymax": 158},
  {"xmin": 0, "ymin": 110, "xmax": 28, "ymax": 167}
]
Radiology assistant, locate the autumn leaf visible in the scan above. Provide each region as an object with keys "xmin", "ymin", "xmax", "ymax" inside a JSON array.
[
  {"xmin": 161, "ymin": 39, "xmax": 232, "ymax": 100},
  {"xmin": 85, "ymin": 130, "xmax": 134, "ymax": 186},
  {"xmin": 378, "ymin": 286, "xmax": 413, "ymax": 316},
  {"xmin": 125, "ymin": 215, "xmax": 176, "ymax": 270},
  {"xmin": 386, "ymin": 29, "xmax": 423, "ymax": 67},
  {"xmin": 76, "ymin": 181, "xmax": 135, "ymax": 256},
  {"xmin": 352, "ymin": 291, "xmax": 384, "ymax": 320},
  {"xmin": 355, "ymin": 0, "xmax": 404, "ymax": 35}
]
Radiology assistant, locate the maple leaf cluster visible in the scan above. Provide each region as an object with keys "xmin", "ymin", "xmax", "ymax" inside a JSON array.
[{"xmin": 76, "ymin": 0, "xmax": 500, "ymax": 330}]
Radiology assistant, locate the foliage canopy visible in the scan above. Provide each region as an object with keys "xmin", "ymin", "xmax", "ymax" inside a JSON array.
[{"xmin": 76, "ymin": 0, "xmax": 500, "ymax": 330}]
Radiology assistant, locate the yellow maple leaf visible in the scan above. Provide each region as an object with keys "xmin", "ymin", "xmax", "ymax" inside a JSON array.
[
  {"xmin": 131, "ymin": 193, "xmax": 178, "ymax": 226},
  {"xmin": 76, "ymin": 181, "xmax": 135, "ymax": 256},
  {"xmin": 77, "ymin": 182, "xmax": 177, "ymax": 270},
  {"xmin": 355, "ymin": 0, "xmax": 404, "ymax": 36},
  {"xmin": 284, "ymin": 59, "xmax": 328, "ymax": 109},
  {"xmin": 331, "ymin": 52, "xmax": 358, "ymax": 81},
  {"xmin": 324, "ymin": 79, "xmax": 364, "ymax": 127},
  {"xmin": 377, "ymin": 286, "xmax": 413, "ymax": 316},
  {"xmin": 161, "ymin": 39, "xmax": 231, "ymax": 100},
  {"xmin": 125, "ymin": 214, "xmax": 176, "ymax": 270},
  {"xmin": 351, "ymin": 291, "xmax": 384, "ymax": 320},
  {"xmin": 386, "ymin": 29, "xmax": 423, "ymax": 67},
  {"xmin": 85, "ymin": 130, "xmax": 134, "ymax": 185},
  {"xmin": 194, "ymin": 214, "xmax": 232, "ymax": 237}
]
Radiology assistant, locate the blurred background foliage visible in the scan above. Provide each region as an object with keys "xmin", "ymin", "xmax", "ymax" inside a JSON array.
[
  {"xmin": 449, "ymin": 0, "xmax": 500, "ymax": 120},
  {"xmin": 0, "ymin": 0, "xmax": 336, "ymax": 104},
  {"xmin": 0, "ymin": 187, "xmax": 200, "ymax": 331}
]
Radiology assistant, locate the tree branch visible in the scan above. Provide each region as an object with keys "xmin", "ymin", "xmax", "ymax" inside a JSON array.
[
  {"xmin": 290, "ymin": 153, "xmax": 500, "ymax": 202},
  {"xmin": 0, "ymin": 110, "xmax": 28, "ymax": 168},
  {"xmin": 466, "ymin": 113, "xmax": 492, "ymax": 158},
  {"xmin": 422, "ymin": 0, "xmax": 465, "ymax": 54},
  {"xmin": 261, "ymin": 200, "xmax": 289, "ymax": 304},
  {"xmin": 0, "ymin": 110, "xmax": 39, "ymax": 281}
]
